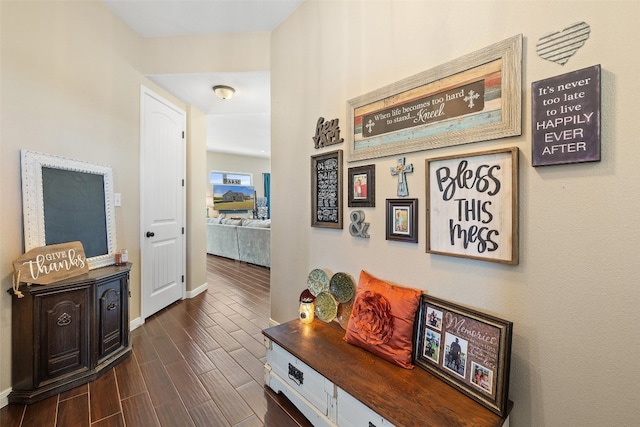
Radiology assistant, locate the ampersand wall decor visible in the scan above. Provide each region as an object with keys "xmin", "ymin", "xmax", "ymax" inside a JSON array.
[{"xmin": 349, "ymin": 210, "xmax": 370, "ymax": 238}]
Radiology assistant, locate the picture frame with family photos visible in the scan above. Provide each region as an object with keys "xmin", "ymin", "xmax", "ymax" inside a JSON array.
[{"xmin": 413, "ymin": 294, "xmax": 513, "ymax": 417}]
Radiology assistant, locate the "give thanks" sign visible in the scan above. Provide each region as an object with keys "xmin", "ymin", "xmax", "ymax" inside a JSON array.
[{"xmin": 13, "ymin": 241, "xmax": 89, "ymax": 285}]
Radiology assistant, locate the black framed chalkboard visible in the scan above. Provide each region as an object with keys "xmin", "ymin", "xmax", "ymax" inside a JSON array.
[
  {"xmin": 311, "ymin": 150, "xmax": 343, "ymax": 229},
  {"xmin": 42, "ymin": 167, "xmax": 108, "ymax": 258},
  {"xmin": 21, "ymin": 150, "xmax": 117, "ymax": 269}
]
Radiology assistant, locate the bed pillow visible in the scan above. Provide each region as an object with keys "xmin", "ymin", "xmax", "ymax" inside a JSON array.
[{"xmin": 344, "ymin": 270, "xmax": 422, "ymax": 369}]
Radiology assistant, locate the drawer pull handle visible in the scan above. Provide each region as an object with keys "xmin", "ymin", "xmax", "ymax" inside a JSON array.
[
  {"xmin": 368, "ymin": 423, "xmax": 377, "ymax": 427},
  {"xmin": 288, "ymin": 363, "xmax": 304, "ymax": 386},
  {"xmin": 107, "ymin": 301, "xmax": 118, "ymax": 311},
  {"xmin": 57, "ymin": 312, "xmax": 72, "ymax": 327}
]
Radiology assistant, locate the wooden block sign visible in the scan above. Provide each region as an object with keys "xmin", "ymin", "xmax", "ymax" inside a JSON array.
[
  {"xmin": 13, "ymin": 241, "xmax": 89, "ymax": 285},
  {"xmin": 532, "ymin": 64, "xmax": 601, "ymax": 166},
  {"xmin": 426, "ymin": 148, "xmax": 519, "ymax": 265}
]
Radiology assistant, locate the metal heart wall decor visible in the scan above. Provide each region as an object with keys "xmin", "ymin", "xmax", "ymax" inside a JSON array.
[{"xmin": 537, "ymin": 22, "xmax": 590, "ymax": 65}]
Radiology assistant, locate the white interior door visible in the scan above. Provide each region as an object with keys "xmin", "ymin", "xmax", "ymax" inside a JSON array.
[{"xmin": 140, "ymin": 86, "xmax": 186, "ymax": 319}]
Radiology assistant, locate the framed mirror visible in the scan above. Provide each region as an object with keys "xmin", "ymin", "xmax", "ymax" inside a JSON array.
[{"xmin": 21, "ymin": 150, "xmax": 117, "ymax": 269}]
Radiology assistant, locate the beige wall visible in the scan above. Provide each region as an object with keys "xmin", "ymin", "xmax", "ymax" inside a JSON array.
[
  {"xmin": 0, "ymin": 0, "xmax": 207, "ymax": 398},
  {"xmin": 187, "ymin": 106, "xmax": 208, "ymax": 293},
  {"xmin": 0, "ymin": 0, "xmax": 144, "ymax": 396},
  {"xmin": 271, "ymin": 1, "xmax": 640, "ymax": 425},
  {"xmin": 0, "ymin": 0, "xmax": 270, "ymax": 402}
]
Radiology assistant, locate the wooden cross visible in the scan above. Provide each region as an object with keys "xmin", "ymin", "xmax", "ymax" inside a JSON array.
[{"xmin": 390, "ymin": 157, "xmax": 413, "ymax": 197}]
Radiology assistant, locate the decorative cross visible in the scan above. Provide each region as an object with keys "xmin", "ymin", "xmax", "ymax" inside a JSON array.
[
  {"xmin": 365, "ymin": 119, "xmax": 375, "ymax": 134},
  {"xmin": 390, "ymin": 157, "xmax": 413, "ymax": 197},
  {"xmin": 464, "ymin": 90, "xmax": 480, "ymax": 108}
]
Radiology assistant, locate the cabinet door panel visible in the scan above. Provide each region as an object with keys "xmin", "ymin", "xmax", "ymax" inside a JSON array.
[
  {"xmin": 98, "ymin": 279, "xmax": 125, "ymax": 361},
  {"xmin": 39, "ymin": 288, "xmax": 90, "ymax": 383}
]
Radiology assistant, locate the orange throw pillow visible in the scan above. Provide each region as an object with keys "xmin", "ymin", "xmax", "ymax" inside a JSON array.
[{"xmin": 344, "ymin": 270, "xmax": 422, "ymax": 369}]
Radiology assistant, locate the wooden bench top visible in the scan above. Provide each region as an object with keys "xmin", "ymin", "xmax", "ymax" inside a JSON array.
[{"xmin": 263, "ymin": 320, "xmax": 511, "ymax": 427}]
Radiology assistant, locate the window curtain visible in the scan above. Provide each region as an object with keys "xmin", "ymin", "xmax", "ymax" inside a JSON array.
[{"xmin": 263, "ymin": 173, "xmax": 271, "ymax": 219}]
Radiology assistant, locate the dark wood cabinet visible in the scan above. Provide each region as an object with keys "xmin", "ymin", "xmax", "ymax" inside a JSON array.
[{"xmin": 9, "ymin": 264, "xmax": 131, "ymax": 404}]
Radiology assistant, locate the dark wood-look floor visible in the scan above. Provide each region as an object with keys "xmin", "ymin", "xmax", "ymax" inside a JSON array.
[{"xmin": 0, "ymin": 255, "xmax": 286, "ymax": 427}]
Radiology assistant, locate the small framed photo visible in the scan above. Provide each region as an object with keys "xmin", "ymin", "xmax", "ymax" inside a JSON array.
[
  {"xmin": 385, "ymin": 198, "xmax": 418, "ymax": 243},
  {"xmin": 348, "ymin": 164, "xmax": 375, "ymax": 207},
  {"xmin": 413, "ymin": 294, "xmax": 513, "ymax": 417}
]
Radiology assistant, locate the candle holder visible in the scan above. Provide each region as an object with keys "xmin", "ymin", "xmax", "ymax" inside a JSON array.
[
  {"xmin": 299, "ymin": 300, "xmax": 315, "ymax": 324},
  {"xmin": 299, "ymin": 289, "xmax": 316, "ymax": 324}
]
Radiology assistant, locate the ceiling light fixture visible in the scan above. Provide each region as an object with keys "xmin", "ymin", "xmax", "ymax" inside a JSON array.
[{"xmin": 212, "ymin": 85, "xmax": 235, "ymax": 100}]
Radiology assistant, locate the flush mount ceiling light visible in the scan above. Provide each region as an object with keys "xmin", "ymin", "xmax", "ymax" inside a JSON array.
[{"xmin": 212, "ymin": 85, "xmax": 235, "ymax": 100}]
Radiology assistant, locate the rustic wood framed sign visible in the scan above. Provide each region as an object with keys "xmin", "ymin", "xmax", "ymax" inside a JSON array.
[
  {"xmin": 426, "ymin": 147, "xmax": 518, "ymax": 264},
  {"xmin": 348, "ymin": 164, "xmax": 375, "ymax": 207},
  {"xmin": 346, "ymin": 34, "xmax": 522, "ymax": 162},
  {"xmin": 311, "ymin": 150, "xmax": 343, "ymax": 229},
  {"xmin": 413, "ymin": 294, "xmax": 513, "ymax": 417},
  {"xmin": 13, "ymin": 241, "xmax": 88, "ymax": 285}
]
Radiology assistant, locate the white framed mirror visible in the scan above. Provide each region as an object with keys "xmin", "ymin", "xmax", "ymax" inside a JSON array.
[{"xmin": 21, "ymin": 150, "xmax": 117, "ymax": 269}]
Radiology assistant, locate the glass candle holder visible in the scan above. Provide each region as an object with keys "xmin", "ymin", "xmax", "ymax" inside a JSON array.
[
  {"xmin": 115, "ymin": 249, "xmax": 128, "ymax": 265},
  {"xmin": 299, "ymin": 301, "xmax": 315, "ymax": 324}
]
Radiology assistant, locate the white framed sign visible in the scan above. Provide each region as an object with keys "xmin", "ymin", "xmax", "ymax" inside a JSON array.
[{"xmin": 426, "ymin": 147, "xmax": 518, "ymax": 265}]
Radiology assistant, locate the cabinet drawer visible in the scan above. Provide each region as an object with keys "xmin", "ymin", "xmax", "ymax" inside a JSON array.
[
  {"xmin": 337, "ymin": 388, "xmax": 394, "ymax": 427},
  {"xmin": 267, "ymin": 342, "xmax": 335, "ymax": 416}
]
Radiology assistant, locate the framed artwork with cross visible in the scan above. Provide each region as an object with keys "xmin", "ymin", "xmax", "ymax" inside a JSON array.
[{"xmin": 346, "ymin": 34, "xmax": 522, "ymax": 162}]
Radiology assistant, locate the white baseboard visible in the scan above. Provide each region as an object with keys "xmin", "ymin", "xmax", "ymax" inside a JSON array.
[
  {"xmin": 269, "ymin": 318, "xmax": 280, "ymax": 327},
  {"xmin": 1, "ymin": 387, "xmax": 10, "ymax": 409},
  {"xmin": 186, "ymin": 282, "xmax": 208, "ymax": 298},
  {"xmin": 129, "ymin": 282, "xmax": 207, "ymax": 331},
  {"xmin": 130, "ymin": 316, "xmax": 144, "ymax": 331}
]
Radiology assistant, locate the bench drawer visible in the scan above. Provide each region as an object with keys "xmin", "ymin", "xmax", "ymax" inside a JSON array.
[
  {"xmin": 337, "ymin": 387, "xmax": 394, "ymax": 427},
  {"xmin": 267, "ymin": 341, "xmax": 336, "ymax": 417}
]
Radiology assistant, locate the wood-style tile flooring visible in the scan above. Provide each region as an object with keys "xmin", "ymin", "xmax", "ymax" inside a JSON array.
[{"xmin": 0, "ymin": 255, "xmax": 277, "ymax": 427}]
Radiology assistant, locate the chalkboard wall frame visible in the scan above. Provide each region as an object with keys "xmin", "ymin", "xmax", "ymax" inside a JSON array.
[
  {"xmin": 21, "ymin": 150, "xmax": 117, "ymax": 269},
  {"xmin": 311, "ymin": 149, "xmax": 343, "ymax": 229}
]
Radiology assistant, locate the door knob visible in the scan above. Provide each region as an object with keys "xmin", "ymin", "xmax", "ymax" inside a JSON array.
[{"xmin": 146, "ymin": 231, "xmax": 155, "ymax": 237}]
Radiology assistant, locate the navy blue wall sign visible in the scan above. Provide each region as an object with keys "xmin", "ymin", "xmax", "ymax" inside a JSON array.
[{"xmin": 532, "ymin": 65, "xmax": 601, "ymax": 166}]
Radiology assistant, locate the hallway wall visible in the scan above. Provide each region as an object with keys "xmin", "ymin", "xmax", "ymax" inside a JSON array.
[{"xmin": 270, "ymin": 1, "xmax": 640, "ymax": 425}]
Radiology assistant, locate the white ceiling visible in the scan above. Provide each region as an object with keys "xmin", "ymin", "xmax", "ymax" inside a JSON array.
[{"xmin": 101, "ymin": 0, "xmax": 305, "ymax": 158}]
